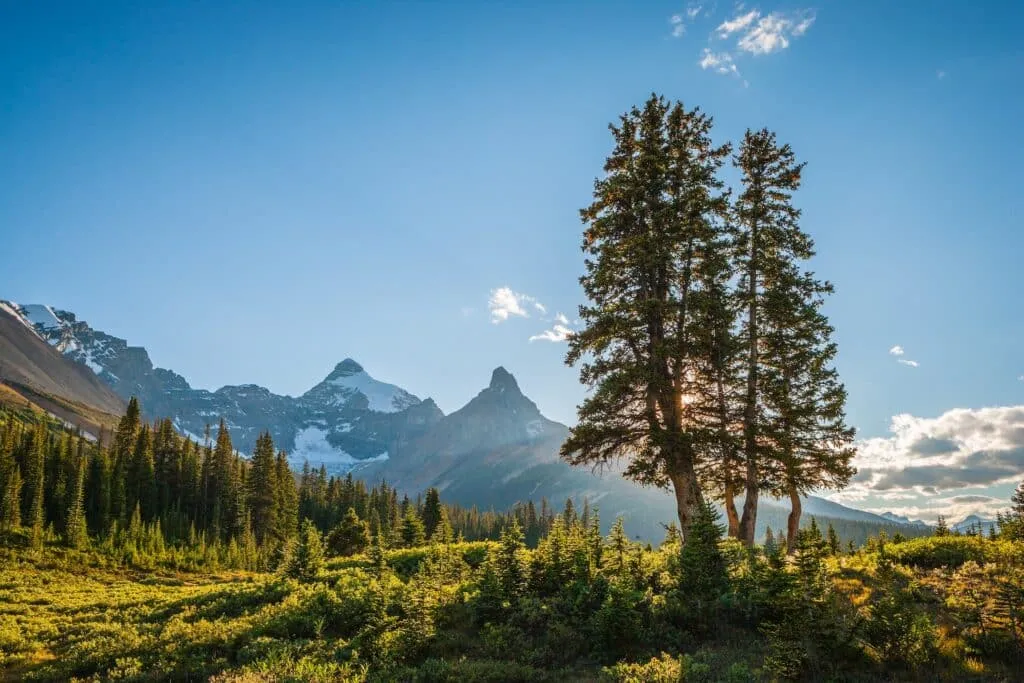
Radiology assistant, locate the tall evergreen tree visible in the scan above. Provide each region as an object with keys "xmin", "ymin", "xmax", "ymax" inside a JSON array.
[
  {"xmin": 247, "ymin": 432, "xmax": 279, "ymax": 545},
  {"xmin": 732, "ymin": 129, "xmax": 847, "ymax": 546},
  {"xmin": 274, "ymin": 451, "xmax": 298, "ymax": 543},
  {"xmin": 65, "ymin": 450, "xmax": 88, "ymax": 549},
  {"xmin": 562, "ymin": 94, "xmax": 731, "ymax": 541},
  {"xmin": 24, "ymin": 422, "xmax": 47, "ymax": 550},
  {"xmin": 0, "ymin": 466, "xmax": 21, "ymax": 533},
  {"xmin": 421, "ymin": 487, "xmax": 442, "ymax": 540}
]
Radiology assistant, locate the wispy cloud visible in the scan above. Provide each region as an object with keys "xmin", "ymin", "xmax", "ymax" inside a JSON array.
[
  {"xmin": 670, "ymin": 14, "xmax": 687, "ymax": 38},
  {"xmin": 890, "ymin": 344, "xmax": 918, "ymax": 367},
  {"xmin": 700, "ymin": 48, "xmax": 740, "ymax": 76},
  {"xmin": 937, "ymin": 69, "xmax": 946, "ymax": 79},
  {"xmin": 488, "ymin": 287, "xmax": 543, "ymax": 324},
  {"xmin": 736, "ymin": 11, "xmax": 815, "ymax": 55},
  {"xmin": 716, "ymin": 9, "xmax": 759, "ymax": 38},
  {"xmin": 693, "ymin": 6, "xmax": 815, "ymax": 80},
  {"xmin": 670, "ymin": 3, "xmax": 705, "ymax": 38},
  {"xmin": 529, "ymin": 312, "xmax": 576, "ymax": 343},
  {"xmin": 529, "ymin": 324, "xmax": 573, "ymax": 343}
]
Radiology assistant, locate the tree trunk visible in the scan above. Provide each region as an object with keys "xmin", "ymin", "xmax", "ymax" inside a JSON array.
[
  {"xmin": 669, "ymin": 464, "xmax": 704, "ymax": 545},
  {"xmin": 786, "ymin": 486, "xmax": 801, "ymax": 554},
  {"xmin": 739, "ymin": 220, "xmax": 760, "ymax": 547},
  {"xmin": 724, "ymin": 483, "xmax": 740, "ymax": 538}
]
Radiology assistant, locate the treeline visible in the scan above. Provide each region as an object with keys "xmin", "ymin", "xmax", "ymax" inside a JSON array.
[{"xmin": 0, "ymin": 399, "xmax": 593, "ymax": 568}]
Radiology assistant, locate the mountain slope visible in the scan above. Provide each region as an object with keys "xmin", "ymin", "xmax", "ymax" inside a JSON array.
[{"xmin": 0, "ymin": 303, "xmax": 125, "ymax": 433}]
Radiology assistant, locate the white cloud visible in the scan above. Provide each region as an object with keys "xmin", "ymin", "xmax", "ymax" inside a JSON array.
[
  {"xmin": 842, "ymin": 405, "xmax": 1024, "ymax": 505},
  {"xmin": 716, "ymin": 9, "xmax": 759, "ymax": 37},
  {"xmin": 530, "ymin": 312, "xmax": 575, "ymax": 343},
  {"xmin": 488, "ymin": 287, "xmax": 543, "ymax": 324},
  {"xmin": 889, "ymin": 345, "xmax": 905, "ymax": 356},
  {"xmin": 897, "ymin": 359, "xmax": 919, "ymax": 368},
  {"xmin": 534, "ymin": 301, "xmax": 547, "ymax": 314},
  {"xmin": 697, "ymin": 7, "xmax": 814, "ymax": 81},
  {"xmin": 937, "ymin": 69, "xmax": 946, "ymax": 79},
  {"xmin": 687, "ymin": 4, "xmax": 702, "ymax": 19},
  {"xmin": 737, "ymin": 13, "xmax": 796, "ymax": 54},
  {"xmin": 700, "ymin": 48, "xmax": 740, "ymax": 76},
  {"xmin": 670, "ymin": 14, "xmax": 686, "ymax": 38},
  {"xmin": 792, "ymin": 14, "xmax": 816, "ymax": 36},
  {"xmin": 1018, "ymin": 375, "xmax": 1024, "ymax": 382},
  {"xmin": 529, "ymin": 323, "xmax": 574, "ymax": 343}
]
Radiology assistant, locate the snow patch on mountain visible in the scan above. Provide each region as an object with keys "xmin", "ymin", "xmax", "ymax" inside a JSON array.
[
  {"xmin": 327, "ymin": 370, "xmax": 418, "ymax": 413},
  {"xmin": 289, "ymin": 426, "xmax": 389, "ymax": 471}
]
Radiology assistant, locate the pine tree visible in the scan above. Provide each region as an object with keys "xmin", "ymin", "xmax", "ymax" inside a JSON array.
[
  {"xmin": 247, "ymin": 432, "xmax": 279, "ymax": 545},
  {"xmin": 325, "ymin": 507, "xmax": 371, "ymax": 557},
  {"xmin": 678, "ymin": 500, "xmax": 728, "ymax": 622},
  {"xmin": 421, "ymin": 487, "xmax": 442, "ymax": 540},
  {"xmin": 400, "ymin": 506, "xmax": 426, "ymax": 548},
  {"xmin": 274, "ymin": 451, "xmax": 298, "ymax": 543},
  {"xmin": 935, "ymin": 515, "xmax": 949, "ymax": 537},
  {"xmin": 283, "ymin": 519, "xmax": 324, "ymax": 582},
  {"xmin": 64, "ymin": 449, "xmax": 88, "ymax": 549},
  {"xmin": 495, "ymin": 519, "xmax": 526, "ymax": 602},
  {"xmin": 25, "ymin": 422, "xmax": 46, "ymax": 550},
  {"xmin": 732, "ymin": 129, "xmax": 852, "ymax": 546},
  {"xmin": 826, "ymin": 523, "xmax": 840, "ymax": 556},
  {"xmin": 1, "ymin": 466, "xmax": 21, "ymax": 533},
  {"xmin": 606, "ymin": 517, "xmax": 630, "ymax": 576},
  {"xmin": 563, "ymin": 94, "xmax": 732, "ymax": 541},
  {"xmin": 433, "ymin": 506, "xmax": 453, "ymax": 544}
]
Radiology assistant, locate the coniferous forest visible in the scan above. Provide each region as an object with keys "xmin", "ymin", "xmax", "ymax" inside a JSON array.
[{"xmin": 2, "ymin": 96, "xmax": 1023, "ymax": 681}]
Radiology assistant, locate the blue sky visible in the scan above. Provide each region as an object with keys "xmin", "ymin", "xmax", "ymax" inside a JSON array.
[{"xmin": 2, "ymin": 1, "xmax": 1023, "ymax": 520}]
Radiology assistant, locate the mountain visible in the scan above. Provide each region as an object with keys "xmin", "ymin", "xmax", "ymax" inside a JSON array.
[
  {"xmin": 0, "ymin": 302, "xmax": 125, "ymax": 434},
  {"xmin": 880, "ymin": 512, "xmax": 931, "ymax": 528},
  {"xmin": 952, "ymin": 515, "xmax": 997, "ymax": 535},
  {"xmin": 2, "ymin": 300, "xmax": 937, "ymax": 540},
  {"xmin": 0, "ymin": 301, "xmax": 441, "ymax": 468}
]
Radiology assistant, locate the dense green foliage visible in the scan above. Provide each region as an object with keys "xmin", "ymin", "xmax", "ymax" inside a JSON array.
[
  {"xmin": 563, "ymin": 95, "xmax": 855, "ymax": 546},
  {"xmin": 2, "ymin": 509, "xmax": 1022, "ymax": 681}
]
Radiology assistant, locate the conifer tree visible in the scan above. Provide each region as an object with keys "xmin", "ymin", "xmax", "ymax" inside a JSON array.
[
  {"xmin": 326, "ymin": 507, "xmax": 371, "ymax": 557},
  {"xmin": 732, "ymin": 129, "xmax": 851, "ymax": 546},
  {"xmin": 283, "ymin": 519, "xmax": 324, "ymax": 582},
  {"xmin": 563, "ymin": 94, "xmax": 732, "ymax": 541},
  {"xmin": 1, "ymin": 465, "xmax": 21, "ymax": 533},
  {"xmin": 421, "ymin": 487, "xmax": 442, "ymax": 540},
  {"xmin": 400, "ymin": 506, "xmax": 426, "ymax": 547},
  {"xmin": 678, "ymin": 501, "xmax": 728, "ymax": 619},
  {"xmin": 64, "ymin": 450, "xmax": 88, "ymax": 549},
  {"xmin": 25, "ymin": 422, "xmax": 46, "ymax": 550},
  {"xmin": 606, "ymin": 516, "xmax": 630, "ymax": 576},
  {"xmin": 433, "ymin": 506, "xmax": 453, "ymax": 544},
  {"xmin": 247, "ymin": 432, "xmax": 279, "ymax": 545},
  {"xmin": 826, "ymin": 523, "xmax": 840, "ymax": 556},
  {"xmin": 495, "ymin": 519, "xmax": 526, "ymax": 602},
  {"xmin": 274, "ymin": 451, "xmax": 298, "ymax": 543},
  {"xmin": 935, "ymin": 515, "xmax": 949, "ymax": 537}
]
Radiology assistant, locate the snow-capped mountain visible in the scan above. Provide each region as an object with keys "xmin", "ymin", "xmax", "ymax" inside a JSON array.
[{"xmin": 0, "ymin": 301, "xmax": 441, "ymax": 469}]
